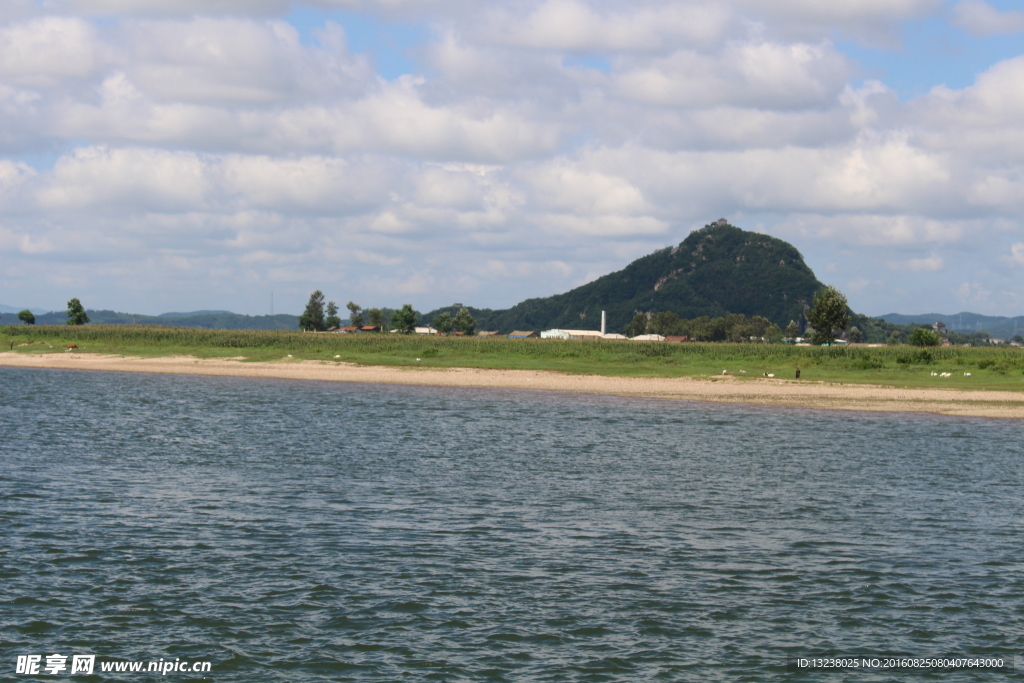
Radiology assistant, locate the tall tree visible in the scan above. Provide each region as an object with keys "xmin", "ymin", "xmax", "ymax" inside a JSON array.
[
  {"xmin": 806, "ymin": 286, "xmax": 850, "ymax": 345},
  {"xmin": 346, "ymin": 301, "xmax": 364, "ymax": 328},
  {"xmin": 784, "ymin": 320, "xmax": 799, "ymax": 340},
  {"xmin": 391, "ymin": 304, "xmax": 418, "ymax": 334},
  {"xmin": 18, "ymin": 309, "xmax": 35, "ymax": 325},
  {"xmin": 453, "ymin": 307, "xmax": 476, "ymax": 336},
  {"xmin": 66, "ymin": 298, "xmax": 89, "ymax": 325},
  {"xmin": 299, "ymin": 290, "xmax": 326, "ymax": 331},
  {"xmin": 325, "ymin": 301, "xmax": 341, "ymax": 329},
  {"xmin": 367, "ymin": 308, "xmax": 386, "ymax": 329},
  {"xmin": 624, "ymin": 312, "xmax": 648, "ymax": 337},
  {"xmin": 649, "ymin": 312, "xmax": 683, "ymax": 337},
  {"xmin": 433, "ymin": 312, "xmax": 453, "ymax": 335}
]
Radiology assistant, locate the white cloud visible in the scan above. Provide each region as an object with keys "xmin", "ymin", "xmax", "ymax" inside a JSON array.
[
  {"xmin": 220, "ymin": 155, "xmax": 395, "ymax": 213},
  {"xmin": 0, "ymin": 159, "xmax": 36, "ymax": 195},
  {"xmin": 735, "ymin": 0, "xmax": 943, "ymax": 45},
  {"xmin": 773, "ymin": 215, "xmax": 967, "ymax": 247},
  {"xmin": 612, "ymin": 41, "xmax": 851, "ymax": 109},
  {"xmin": 121, "ymin": 18, "xmax": 371, "ymax": 105},
  {"xmin": 0, "ymin": 17, "xmax": 108, "ymax": 87},
  {"xmin": 951, "ymin": 0, "xmax": 1024, "ymax": 36},
  {"xmin": 957, "ymin": 281, "xmax": 991, "ymax": 304},
  {"xmin": 57, "ymin": 0, "xmax": 471, "ymax": 19},
  {"xmin": 487, "ymin": 0, "xmax": 734, "ymax": 52},
  {"xmin": 913, "ymin": 56, "xmax": 1024, "ymax": 160},
  {"xmin": 37, "ymin": 146, "xmax": 210, "ymax": 210},
  {"xmin": 887, "ymin": 254, "xmax": 944, "ymax": 272},
  {"xmin": 1010, "ymin": 243, "xmax": 1024, "ymax": 267}
]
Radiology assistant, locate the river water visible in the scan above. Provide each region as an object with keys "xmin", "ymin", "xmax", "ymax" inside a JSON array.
[{"xmin": 2, "ymin": 367, "xmax": 1022, "ymax": 681}]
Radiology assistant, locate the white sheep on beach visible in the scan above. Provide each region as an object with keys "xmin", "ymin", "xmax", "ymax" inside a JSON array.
[{"xmin": 964, "ymin": 372, "xmax": 972, "ymax": 376}]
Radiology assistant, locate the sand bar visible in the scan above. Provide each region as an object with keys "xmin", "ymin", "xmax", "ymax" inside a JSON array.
[{"xmin": 2, "ymin": 352, "xmax": 1023, "ymax": 418}]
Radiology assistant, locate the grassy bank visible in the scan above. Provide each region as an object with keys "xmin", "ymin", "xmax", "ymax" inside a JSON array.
[{"xmin": 4, "ymin": 324, "xmax": 1024, "ymax": 391}]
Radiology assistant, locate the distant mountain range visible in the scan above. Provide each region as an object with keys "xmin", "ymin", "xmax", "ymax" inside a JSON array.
[
  {"xmin": 1, "ymin": 308, "xmax": 300, "ymax": 331},
  {"xmin": 878, "ymin": 313, "xmax": 1024, "ymax": 340}
]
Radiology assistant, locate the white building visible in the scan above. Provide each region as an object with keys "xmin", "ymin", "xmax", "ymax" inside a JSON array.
[{"xmin": 540, "ymin": 329, "xmax": 607, "ymax": 339}]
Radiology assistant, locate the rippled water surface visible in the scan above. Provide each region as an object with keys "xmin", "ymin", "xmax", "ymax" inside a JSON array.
[{"xmin": 2, "ymin": 367, "xmax": 1023, "ymax": 681}]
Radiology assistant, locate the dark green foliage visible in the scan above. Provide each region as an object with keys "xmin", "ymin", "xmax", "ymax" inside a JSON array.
[
  {"xmin": 649, "ymin": 312, "xmax": 683, "ymax": 337},
  {"xmin": 346, "ymin": 302, "xmax": 364, "ymax": 328},
  {"xmin": 367, "ymin": 308, "xmax": 386, "ymax": 329},
  {"xmin": 622, "ymin": 311, "xmax": 783, "ymax": 341},
  {"xmin": 299, "ymin": 290, "xmax": 326, "ymax": 331},
  {"xmin": 847, "ymin": 326, "xmax": 864, "ymax": 343},
  {"xmin": 807, "ymin": 286, "xmax": 850, "ymax": 345},
  {"xmin": 946, "ymin": 330, "xmax": 993, "ymax": 346},
  {"xmin": 852, "ymin": 353, "xmax": 886, "ymax": 369},
  {"xmin": 66, "ymin": 298, "xmax": 89, "ymax": 325},
  {"xmin": 433, "ymin": 312, "xmax": 453, "ymax": 334},
  {"xmin": 896, "ymin": 349, "xmax": 933, "ymax": 365},
  {"xmin": 422, "ymin": 222, "xmax": 824, "ymax": 333},
  {"xmin": 18, "ymin": 309, "xmax": 35, "ymax": 325},
  {"xmin": 625, "ymin": 313, "xmax": 649, "ymax": 337},
  {"xmin": 453, "ymin": 307, "xmax": 476, "ymax": 336},
  {"xmin": 846, "ymin": 313, "xmax": 907, "ymax": 344},
  {"xmin": 908, "ymin": 328, "xmax": 940, "ymax": 347},
  {"xmin": 681, "ymin": 313, "xmax": 775, "ymax": 342},
  {"xmin": 325, "ymin": 301, "xmax": 341, "ymax": 329},
  {"xmin": 391, "ymin": 304, "xmax": 418, "ymax": 334},
  {"xmin": 784, "ymin": 320, "xmax": 799, "ymax": 340}
]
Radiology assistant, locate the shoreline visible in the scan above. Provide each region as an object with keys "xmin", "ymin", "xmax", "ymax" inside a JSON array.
[{"xmin": 2, "ymin": 352, "xmax": 1023, "ymax": 418}]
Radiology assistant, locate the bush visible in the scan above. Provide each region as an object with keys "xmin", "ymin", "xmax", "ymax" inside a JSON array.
[
  {"xmin": 896, "ymin": 349, "xmax": 933, "ymax": 365},
  {"xmin": 852, "ymin": 355, "xmax": 885, "ymax": 370},
  {"xmin": 908, "ymin": 328, "xmax": 940, "ymax": 347}
]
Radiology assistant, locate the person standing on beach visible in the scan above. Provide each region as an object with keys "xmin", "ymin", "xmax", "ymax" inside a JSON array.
[{"xmin": 795, "ymin": 367, "xmax": 801, "ymax": 379}]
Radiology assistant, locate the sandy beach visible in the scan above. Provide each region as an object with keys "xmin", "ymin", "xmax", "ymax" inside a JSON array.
[{"xmin": 2, "ymin": 352, "xmax": 1022, "ymax": 418}]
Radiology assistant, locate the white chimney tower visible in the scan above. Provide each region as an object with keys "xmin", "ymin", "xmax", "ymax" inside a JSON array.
[{"xmin": 601, "ymin": 311, "xmax": 606, "ymax": 336}]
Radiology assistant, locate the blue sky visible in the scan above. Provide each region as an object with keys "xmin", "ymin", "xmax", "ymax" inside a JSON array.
[{"xmin": 2, "ymin": 0, "xmax": 1024, "ymax": 318}]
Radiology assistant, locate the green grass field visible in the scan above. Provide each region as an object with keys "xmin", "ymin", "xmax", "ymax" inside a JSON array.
[{"xmin": 4, "ymin": 325, "xmax": 1024, "ymax": 391}]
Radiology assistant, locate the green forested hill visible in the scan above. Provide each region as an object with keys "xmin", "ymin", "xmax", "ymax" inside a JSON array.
[{"xmin": 426, "ymin": 221, "xmax": 825, "ymax": 333}]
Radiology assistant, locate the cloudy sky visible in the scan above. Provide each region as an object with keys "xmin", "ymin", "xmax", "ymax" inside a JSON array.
[{"xmin": 2, "ymin": 0, "xmax": 1024, "ymax": 317}]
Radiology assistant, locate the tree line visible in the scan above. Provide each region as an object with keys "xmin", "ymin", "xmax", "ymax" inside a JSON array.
[
  {"xmin": 626, "ymin": 286, "xmax": 852, "ymax": 344},
  {"xmin": 298, "ymin": 290, "xmax": 476, "ymax": 335}
]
